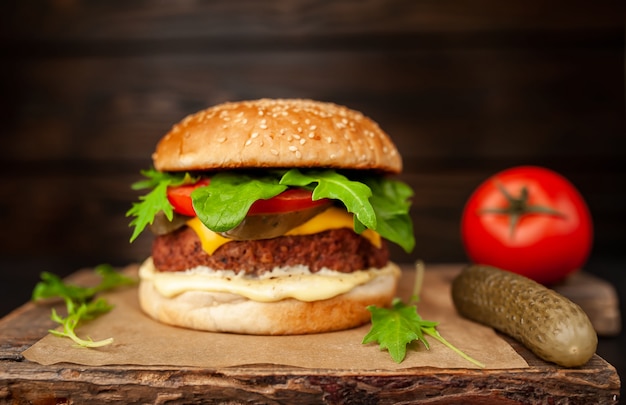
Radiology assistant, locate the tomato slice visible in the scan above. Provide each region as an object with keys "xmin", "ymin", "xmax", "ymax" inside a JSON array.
[
  {"xmin": 167, "ymin": 179, "xmax": 210, "ymax": 216},
  {"xmin": 248, "ymin": 188, "xmax": 330, "ymax": 215},
  {"xmin": 167, "ymin": 179, "xmax": 330, "ymax": 216}
]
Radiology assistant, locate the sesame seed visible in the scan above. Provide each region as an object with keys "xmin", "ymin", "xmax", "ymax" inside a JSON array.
[
  {"xmin": 304, "ymin": 118, "xmax": 311, "ymax": 125},
  {"xmin": 271, "ymin": 149, "xmax": 279, "ymax": 155},
  {"xmin": 217, "ymin": 137, "xmax": 226, "ymax": 143},
  {"xmin": 295, "ymin": 150, "xmax": 302, "ymax": 158},
  {"xmin": 288, "ymin": 146, "xmax": 297, "ymax": 152},
  {"xmin": 293, "ymin": 134, "xmax": 301, "ymax": 140},
  {"xmin": 308, "ymin": 132, "xmax": 315, "ymax": 138},
  {"xmin": 326, "ymin": 136, "xmax": 333, "ymax": 143},
  {"xmin": 309, "ymin": 125, "xmax": 317, "ymax": 131},
  {"xmin": 300, "ymin": 138, "xmax": 306, "ymax": 145},
  {"xmin": 245, "ymin": 139, "xmax": 252, "ymax": 146},
  {"xmin": 251, "ymin": 132, "xmax": 259, "ymax": 138},
  {"xmin": 297, "ymin": 127, "xmax": 303, "ymax": 133}
]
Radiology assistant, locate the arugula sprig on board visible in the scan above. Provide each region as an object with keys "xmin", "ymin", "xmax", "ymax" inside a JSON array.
[
  {"xmin": 32, "ymin": 264, "xmax": 136, "ymax": 348},
  {"xmin": 126, "ymin": 168, "xmax": 416, "ymax": 252},
  {"xmin": 362, "ymin": 262, "xmax": 485, "ymax": 367}
]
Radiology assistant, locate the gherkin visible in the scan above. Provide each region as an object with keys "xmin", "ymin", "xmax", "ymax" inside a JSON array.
[{"xmin": 452, "ymin": 265, "xmax": 597, "ymax": 367}]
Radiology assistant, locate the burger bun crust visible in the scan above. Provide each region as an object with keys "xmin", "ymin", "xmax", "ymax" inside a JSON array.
[{"xmin": 153, "ymin": 98, "xmax": 402, "ymax": 174}]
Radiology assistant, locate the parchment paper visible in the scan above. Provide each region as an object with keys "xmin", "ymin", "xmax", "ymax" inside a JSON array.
[{"xmin": 23, "ymin": 265, "xmax": 528, "ymax": 370}]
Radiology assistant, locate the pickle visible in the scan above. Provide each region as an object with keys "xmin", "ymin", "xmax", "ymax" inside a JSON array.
[
  {"xmin": 451, "ymin": 265, "xmax": 597, "ymax": 367},
  {"xmin": 219, "ymin": 203, "xmax": 331, "ymax": 240},
  {"xmin": 149, "ymin": 211, "xmax": 189, "ymax": 235}
]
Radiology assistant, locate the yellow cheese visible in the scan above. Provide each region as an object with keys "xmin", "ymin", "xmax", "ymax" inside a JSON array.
[
  {"xmin": 186, "ymin": 207, "xmax": 381, "ymax": 255},
  {"xmin": 286, "ymin": 207, "xmax": 381, "ymax": 247},
  {"xmin": 139, "ymin": 257, "xmax": 399, "ymax": 302},
  {"xmin": 186, "ymin": 218, "xmax": 231, "ymax": 255}
]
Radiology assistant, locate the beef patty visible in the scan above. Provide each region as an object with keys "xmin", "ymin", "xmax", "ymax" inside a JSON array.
[{"xmin": 152, "ymin": 226, "xmax": 389, "ymax": 275}]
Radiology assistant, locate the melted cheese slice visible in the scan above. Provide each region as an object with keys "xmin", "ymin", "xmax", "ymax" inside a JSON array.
[
  {"xmin": 186, "ymin": 207, "xmax": 381, "ymax": 255},
  {"xmin": 139, "ymin": 257, "xmax": 400, "ymax": 302}
]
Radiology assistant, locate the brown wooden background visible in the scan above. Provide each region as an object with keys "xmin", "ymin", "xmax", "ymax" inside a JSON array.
[{"xmin": 1, "ymin": 2, "xmax": 624, "ymax": 314}]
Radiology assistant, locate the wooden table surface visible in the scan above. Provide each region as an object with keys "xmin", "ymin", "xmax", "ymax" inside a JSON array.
[{"xmin": 0, "ymin": 266, "xmax": 621, "ymax": 404}]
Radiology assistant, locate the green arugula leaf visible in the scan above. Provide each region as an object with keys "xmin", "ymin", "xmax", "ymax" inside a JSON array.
[
  {"xmin": 130, "ymin": 168, "xmax": 196, "ymax": 190},
  {"xmin": 32, "ymin": 272, "xmax": 94, "ymax": 303},
  {"xmin": 192, "ymin": 172, "xmax": 287, "ymax": 232},
  {"xmin": 280, "ymin": 169, "xmax": 377, "ymax": 230},
  {"xmin": 362, "ymin": 298, "xmax": 432, "ymax": 363},
  {"xmin": 49, "ymin": 298, "xmax": 115, "ymax": 347},
  {"xmin": 32, "ymin": 264, "xmax": 136, "ymax": 348},
  {"xmin": 126, "ymin": 169, "xmax": 195, "ymax": 242},
  {"xmin": 360, "ymin": 177, "xmax": 415, "ymax": 253},
  {"xmin": 126, "ymin": 167, "xmax": 415, "ymax": 253},
  {"xmin": 363, "ymin": 262, "xmax": 485, "ymax": 367},
  {"xmin": 92, "ymin": 264, "xmax": 138, "ymax": 293}
]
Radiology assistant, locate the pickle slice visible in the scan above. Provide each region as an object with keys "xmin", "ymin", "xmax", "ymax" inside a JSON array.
[
  {"xmin": 149, "ymin": 211, "xmax": 189, "ymax": 235},
  {"xmin": 219, "ymin": 203, "xmax": 331, "ymax": 240}
]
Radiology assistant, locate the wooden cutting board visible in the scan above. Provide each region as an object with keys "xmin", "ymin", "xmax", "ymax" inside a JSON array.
[
  {"xmin": 0, "ymin": 264, "xmax": 620, "ymax": 404},
  {"xmin": 552, "ymin": 270, "xmax": 621, "ymax": 336}
]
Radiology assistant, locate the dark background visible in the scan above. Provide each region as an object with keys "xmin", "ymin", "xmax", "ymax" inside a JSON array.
[{"xmin": 1, "ymin": 0, "xmax": 624, "ymax": 398}]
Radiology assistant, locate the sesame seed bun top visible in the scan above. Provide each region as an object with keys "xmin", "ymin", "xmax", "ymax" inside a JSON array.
[{"xmin": 152, "ymin": 99, "xmax": 402, "ymax": 174}]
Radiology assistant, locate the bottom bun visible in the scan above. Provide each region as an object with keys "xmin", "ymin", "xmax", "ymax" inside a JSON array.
[{"xmin": 138, "ymin": 262, "xmax": 401, "ymax": 335}]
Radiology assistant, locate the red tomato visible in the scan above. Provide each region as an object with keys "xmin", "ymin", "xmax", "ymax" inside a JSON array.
[
  {"xmin": 167, "ymin": 179, "xmax": 211, "ymax": 216},
  {"xmin": 247, "ymin": 188, "xmax": 330, "ymax": 214},
  {"xmin": 461, "ymin": 166, "xmax": 593, "ymax": 285},
  {"xmin": 167, "ymin": 179, "xmax": 329, "ymax": 216}
]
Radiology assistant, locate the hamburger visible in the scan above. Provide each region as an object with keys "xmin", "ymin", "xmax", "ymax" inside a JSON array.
[{"xmin": 127, "ymin": 98, "xmax": 415, "ymax": 335}]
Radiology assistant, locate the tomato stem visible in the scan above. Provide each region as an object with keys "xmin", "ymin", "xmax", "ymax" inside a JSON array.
[{"xmin": 479, "ymin": 181, "xmax": 564, "ymax": 239}]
